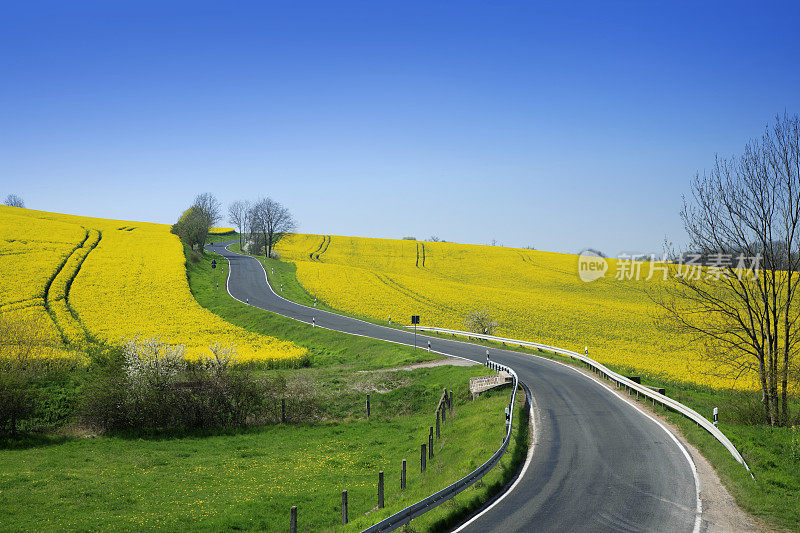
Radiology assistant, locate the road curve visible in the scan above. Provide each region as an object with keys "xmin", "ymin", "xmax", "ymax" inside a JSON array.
[{"xmin": 208, "ymin": 241, "xmax": 700, "ymax": 533}]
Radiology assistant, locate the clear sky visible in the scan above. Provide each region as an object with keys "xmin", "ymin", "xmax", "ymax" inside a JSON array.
[{"xmin": 1, "ymin": 1, "xmax": 798, "ymax": 256}]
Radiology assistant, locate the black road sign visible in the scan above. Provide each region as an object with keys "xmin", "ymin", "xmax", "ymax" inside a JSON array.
[
  {"xmin": 411, "ymin": 315, "xmax": 420, "ymax": 324},
  {"xmin": 211, "ymin": 260, "xmax": 217, "ymax": 269}
]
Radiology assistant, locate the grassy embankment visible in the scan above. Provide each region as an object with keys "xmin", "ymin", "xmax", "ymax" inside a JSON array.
[
  {"xmin": 223, "ymin": 236, "xmax": 800, "ymax": 531},
  {"xmin": 0, "ymin": 242, "xmax": 528, "ymax": 532}
]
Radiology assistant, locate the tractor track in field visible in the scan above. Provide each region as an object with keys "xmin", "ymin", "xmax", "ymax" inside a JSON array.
[{"xmin": 42, "ymin": 227, "xmax": 102, "ymax": 345}]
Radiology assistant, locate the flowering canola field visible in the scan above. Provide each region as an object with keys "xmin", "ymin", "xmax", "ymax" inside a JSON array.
[
  {"xmin": 0, "ymin": 206, "xmax": 305, "ymax": 364},
  {"xmin": 277, "ymin": 234, "xmax": 746, "ymax": 389}
]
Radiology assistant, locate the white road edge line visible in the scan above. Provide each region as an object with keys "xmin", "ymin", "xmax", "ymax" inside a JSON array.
[
  {"xmin": 214, "ymin": 243, "xmax": 702, "ymax": 532},
  {"xmin": 451, "ymin": 386, "xmax": 540, "ymax": 533}
]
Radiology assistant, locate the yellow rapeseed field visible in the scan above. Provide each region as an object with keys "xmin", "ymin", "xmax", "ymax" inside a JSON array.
[
  {"xmin": 277, "ymin": 233, "xmax": 750, "ymax": 389},
  {"xmin": 0, "ymin": 206, "xmax": 305, "ymax": 365},
  {"xmin": 209, "ymin": 227, "xmax": 235, "ymax": 234}
]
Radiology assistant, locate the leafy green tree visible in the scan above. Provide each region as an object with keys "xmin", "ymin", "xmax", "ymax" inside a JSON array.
[{"xmin": 171, "ymin": 207, "xmax": 206, "ymax": 251}]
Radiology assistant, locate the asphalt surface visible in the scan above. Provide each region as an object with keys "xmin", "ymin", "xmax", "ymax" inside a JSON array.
[{"xmin": 208, "ymin": 241, "xmax": 699, "ymax": 533}]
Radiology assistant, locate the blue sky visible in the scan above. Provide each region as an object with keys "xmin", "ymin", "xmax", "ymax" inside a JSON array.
[{"xmin": 1, "ymin": 1, "xmax": 798, "ymax": 256}]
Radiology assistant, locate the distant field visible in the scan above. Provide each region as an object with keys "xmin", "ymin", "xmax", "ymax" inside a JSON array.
[
  {"xmin": 276, "ymin": 234, "xmax": 747, "ymax": 389},
  {"xmin": 209, "ymin": 227, "xmax": 235, "ymax": 235},
  {"xmin": 0, "ymin": 206, "xmax": 305, "ymax": 365}
]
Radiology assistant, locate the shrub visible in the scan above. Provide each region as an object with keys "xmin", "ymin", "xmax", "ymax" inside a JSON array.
[
  {"xmin": 465, "ymin": 309, "xmax": 500, "ymax": 336},
  {"xmin": 81, "ymin": 337, "xmax": 275, "ymax": 432},
  {"xmin": 0, "ymin": 312, "xmax": 56, "ymax": 436}
]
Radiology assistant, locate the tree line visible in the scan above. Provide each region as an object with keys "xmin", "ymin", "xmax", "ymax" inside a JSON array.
[{"xmin": 171, "ymin": 193, "xmax": 296, "ymax": 258}]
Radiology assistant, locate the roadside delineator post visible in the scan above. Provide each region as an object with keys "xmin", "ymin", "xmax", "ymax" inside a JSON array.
[{"xmin": 378, "ymin": 471, "xmax": 384, "ymax": 509}]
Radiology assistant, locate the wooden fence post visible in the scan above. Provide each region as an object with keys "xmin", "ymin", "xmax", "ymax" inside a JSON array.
[
  {"xmin": 290, "ymin": 506, "xmax": 297, "ymax": 533},
  {"xmin": 421, "ymin": 444, "xmax": 427, "ymax": 472},
  {"xmin": 378, "ymin": 471, "xmax": 384, "ymax": 509},
  {"xmin": 342, "ymin": 490, "xmax": 348, "ymax": 525},
  {"xmin": 367, "ymin": 394, "xmax": 371, "ymax": 418},
  {"xmin": 401, "ymin": 459, "xmax": 406, "ymax": 490},
  {"xmin": 449, "ymin": 391, "xmax": 453, "ymax": 415},
  {"xmin": 429, "ymin": 427, "xmax": 434, "ymax": 458},
  {"xmin": 436, "ymin": 410, "xmax": 440, "ymax": 437},
  {"xmin": 281, "ymin": 398, "xmax": 286, "ymax": 423}
]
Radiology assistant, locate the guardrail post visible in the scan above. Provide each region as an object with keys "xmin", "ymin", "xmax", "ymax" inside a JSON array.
[
  {"xmin": 401, "ymin": 459, "xmax": 406, "ymax": 490},
  {"xmin": 436, "ymin": 410, "xmax": 440, "ymax": 437},
  {"xmin": 367, "ymin": 394, "xmax": 371, "ymax": 418},
  {"xmin": 342, "ymin": 490, "xmax": 348, "ymax": 525},
  {"xmin": 378, "ymin": 471, "xmax": 384, "ymax": 509},
  {"xmin": 421, "ymin": 444, "xmax": 427, "ymax": 472},
  {"xmin": 429, "ymin": 427, "xmax": 434, "ymax": 458},
  {"xmin": 290, "ymin": 506, "xmax": 297, "ymax": 533}
]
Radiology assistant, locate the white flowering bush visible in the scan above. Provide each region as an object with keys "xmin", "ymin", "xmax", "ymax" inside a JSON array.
[
  {"xmin": 124, "ymin": 337, "xmax": 186, "ymax": 398},
  {"xmin": 82, "ymin": 338, "xmax": 272, "ymax": 432}
]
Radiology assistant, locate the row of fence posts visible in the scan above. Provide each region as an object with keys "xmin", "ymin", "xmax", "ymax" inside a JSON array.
[{"xmin": 288, "ymin": 388, "xmax": 455, "ymax": 531}]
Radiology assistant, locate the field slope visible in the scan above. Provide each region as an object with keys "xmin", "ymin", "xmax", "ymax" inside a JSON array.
[
  {"xmin": 276, "ymin": 234, "xmax": 744, "ymax": 388},
  {"xmin": 0, "ymin": 206, "xmax": 305, "ymax": 365}
]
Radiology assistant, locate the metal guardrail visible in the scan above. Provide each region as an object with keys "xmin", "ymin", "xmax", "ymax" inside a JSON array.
[
  {"xmin": 361, "ymin": 361, "xmax": 522, "ymax": 532},
  {"xmin": 410, "ymin": 325, "xmax": 753, "ymax": 477}
]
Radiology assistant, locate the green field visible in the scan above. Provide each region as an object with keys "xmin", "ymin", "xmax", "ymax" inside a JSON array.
[{"xmin": 0, "ymin": 375, "xmax": 525, "ymax": 532}]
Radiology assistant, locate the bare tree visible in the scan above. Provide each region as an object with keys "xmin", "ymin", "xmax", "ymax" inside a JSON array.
[
  {"xmin": 657, "ymin": 113, "xmax": 800, "ymax": 426},
  {"xmin": 3, "ymin": 194, "xmax": 24, "ymax": 208},
  {"xmin": 228, "ymin": 200, "xmax": 250, "ymax": 251},
  {"xmin": 249, "ymin": 198, "xmax": 297, "ymax": 258}
]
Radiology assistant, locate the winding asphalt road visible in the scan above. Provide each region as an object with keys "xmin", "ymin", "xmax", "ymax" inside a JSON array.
[{"xmin": 208, "ymin": 241, "xmax": 700, "ymax": 533}]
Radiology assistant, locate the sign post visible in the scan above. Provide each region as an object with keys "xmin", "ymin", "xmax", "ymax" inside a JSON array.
[
  {"xmin": 411, "ymin": 315, "xmax": 420, "ymax": 349},
  {"xmin": 211, "ymin": 259, "xmax": 217, "ymax": 290}
]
